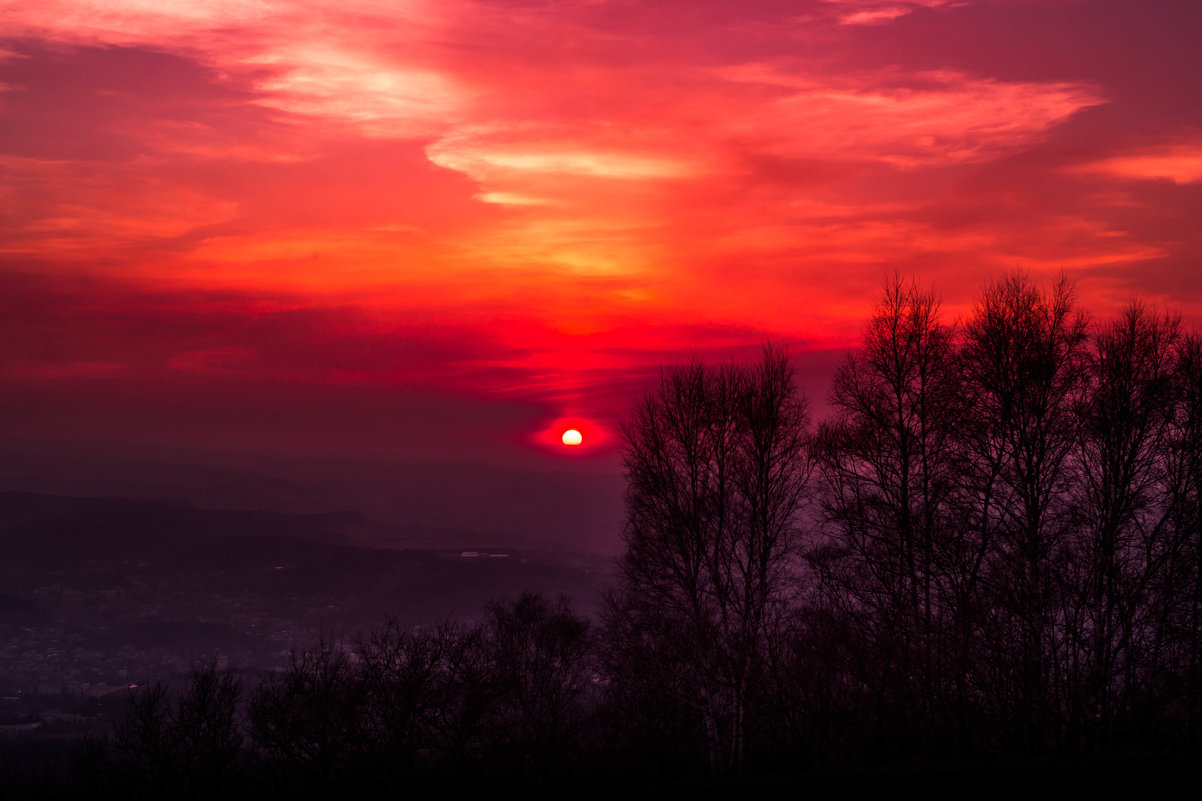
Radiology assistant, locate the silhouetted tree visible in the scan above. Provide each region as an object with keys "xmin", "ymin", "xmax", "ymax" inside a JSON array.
[
  {"xmin": 1069, "ymin": 301, "xmax": 1181, "ymax": 749},
  {"xmin": 814, "ymin": 275, "xmax": 963, "ymax": 754},
  {"xmin": 174, "ymin": 663, "xmax": 242, "ymax": 794},
  {"xmin": 112, "ymin": 681, "xmax": 175, "ymax": 795},
  {"xmin": 1163, "ymin": 332, "xmax": 1202, "ymax": 745},
  {"xmin": 419, "ymin": 618, "xmax": 501, "ymax": 777},
  {"xmin": 356, "ymin": 618, "xmax": 446, "ymax": 780},
  {"xmin": 596, "ymin": 585, "xmax": 710, "ymax": 779},
  {"xmin": 247, "ymin": 634, "xmax": 366, "ymax": 790},
  {"xmin": 484, "ymin": 592, "xmax": 593, "ymax": 778},
  {"xmin": 611, "ymin": 344, "xmax": 813, "ymax": 775},
  {"xmin": 958, "ymin": 271, "xmax": 1090, "ymax": 753},
  {"xmin": 111, "ymin": 663, "xmax": 242, "ymax": 798}
]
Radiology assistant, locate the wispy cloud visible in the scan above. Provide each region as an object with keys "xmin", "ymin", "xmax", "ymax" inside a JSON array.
[
  {"xmin": 1072, "ymin": 144, "xmax": 1202, "ymax": 184},
  {"xmin": 822, "ymin": 0, "xmax": 957, "ymax": 26}
]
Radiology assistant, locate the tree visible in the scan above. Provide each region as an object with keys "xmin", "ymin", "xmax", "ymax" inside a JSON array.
[
  {"xmin": 484, "ymin": 592, "xmax": 593, "ymax": 778},
  {"xmin": 597, "ymin": 584, "xmax": 711, "ymax": 777},
  {"xmin": 1162, "ymin": 332, "xmax": 1202, "ymax": 744},
  {"xmin": 813, "ymin": 274, "xmax": 964, "ymax": 753},
  {"xmin": 958, "ymin": 271, "xmax": 1090, "ymax": 753},
  {"xmin": 247, "ymin": 634, "xmax": 367, "ymax": 789},
  {"xmin": 1071, "ymin": 301, "xmax": 1181, "ymax": 748},
  {"xmin": 356, "ymin": 618, "xmax": 447, "ymax": 778},
  {"xmin": 112, "ymin": 663, "xmax": 242, "ymax": 798},
  {"xmin": 112, "ymin": 681, "xmax": 175, "ymax": 794},
  {"xmin": 172, "ymin": 662, "xmax": 242, "ymax": 794},
  {"xmin": 610, "ymin": 344, "xmax": 813, "ymax": 775},
  {"xmin": 418, "ymin": 618, "xmax": 501, "ymax": 777}
]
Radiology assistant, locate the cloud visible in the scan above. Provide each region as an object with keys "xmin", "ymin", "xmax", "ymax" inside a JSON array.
[
  {"xmin": 714, "ymin": 66, "xmax": 1102, "ymax": 167},
  {"xmin": 426, "ymin": 127, "xmax": 699, "ymax": 182},
  {"xmin": 2, "ymin": 0, "xmax": 1199, "ymax": 464},
  {"xmin": 1, "ymin": 0, "xmax": 464, "ymax": 136},
  {"xmin": 839, "ymin": 6, "xmax": 914, "ymax": 26},
  {"xmin": 822, "ymin": 0, "xmax": 957, "ymax": 26},
  {"xmin": 1072, "ymin": 144, "xmax": 1202, "ymax": 184}
]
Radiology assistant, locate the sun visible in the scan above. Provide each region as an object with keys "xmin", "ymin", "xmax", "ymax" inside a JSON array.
[{"xmin": 561, "ymin": 429, "xmax": 583, "ymax": 446}]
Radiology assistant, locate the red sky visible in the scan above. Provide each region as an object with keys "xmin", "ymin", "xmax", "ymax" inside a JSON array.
[{"xmin": 2, "ymin": 0, "xmax": 1201, "ymax": 471}]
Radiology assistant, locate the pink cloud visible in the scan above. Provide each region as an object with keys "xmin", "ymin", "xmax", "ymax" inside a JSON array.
[
  {"xmin": 1072, "ymin": 144, "xmax": 1202, "ymax": 184},
  {"xmin": 839, "ymin": 7, "xmax": 914, "ymax": 26},
  {"xmin": 822, "ymin": 0, "xmax": 957, "ymax": 26}
]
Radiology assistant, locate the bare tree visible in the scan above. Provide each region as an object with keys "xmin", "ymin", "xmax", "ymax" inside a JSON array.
[
  {"xmin": 419, "ymin": 618, "xmax": 501, "ymax": 776},
  {"xmin": 173, "ymin": 662, "xmax": 242, "ymax": 793},
  {"xmin": 1070, "ymin": 301, "xmax": 1181, "ymax": 748},
  {"xmin": 112, "ymin": 681, "xmax": 175, "ymax": 793},
  {"xmin": 814, "ymin": 274, "xmax": 964, "ymax": 752},
  {"xmin": 598, "ymin": 584, "xmax": 712, "ymax": 776},
  {"xmin": 247, "ymin": 634, "xmax": 366, "ymax": 788},
  {"xmin": 112, "ymin": 663, "xmax": 242, "ymax": 797},
  {"xmin": 356, "ymin": 618, "xmax": 446, "ymax": 777},
  {"xmin": 1162, "ymin": 332, "xmax": 1202, "ymax": 743},
  {"xmin": 611, "ymin": 344, "xmax": 813, "ymax": 775},
  {"xmin": 484, "ymin": 592, "xmax": 593, "ymax": 777},
  {"xmin": 958, "ymin": 271, "xmax": 1090, "ymax": 753}
]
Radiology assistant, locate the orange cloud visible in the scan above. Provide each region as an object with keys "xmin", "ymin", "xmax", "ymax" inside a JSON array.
[{"xmin": 1073, "ymin": 145, "xmax": 1202, "ymax": 184}]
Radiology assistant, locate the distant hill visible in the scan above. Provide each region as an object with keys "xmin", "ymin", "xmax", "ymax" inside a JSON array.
[
  {"xmin": 0, "ymin": 443, "xmax": 626, "ymax": 555},
  {"xmin": 0, "ymin": 492, "xmax": 612, "ymax": 645}
]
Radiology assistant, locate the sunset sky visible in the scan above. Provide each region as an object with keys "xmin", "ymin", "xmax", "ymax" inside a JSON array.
[{"xmin": 2, "ymin": 0, "xmax": 1201, "ymax": 475}]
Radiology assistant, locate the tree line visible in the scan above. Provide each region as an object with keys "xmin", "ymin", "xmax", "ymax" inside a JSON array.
[
  {"xmin": 608, "ymin": 271, "xmax": 1202, "ymax": 775},
  {"xmin": 11, "ymin": 271, "xmax": 1202, "ymax": 796}
]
